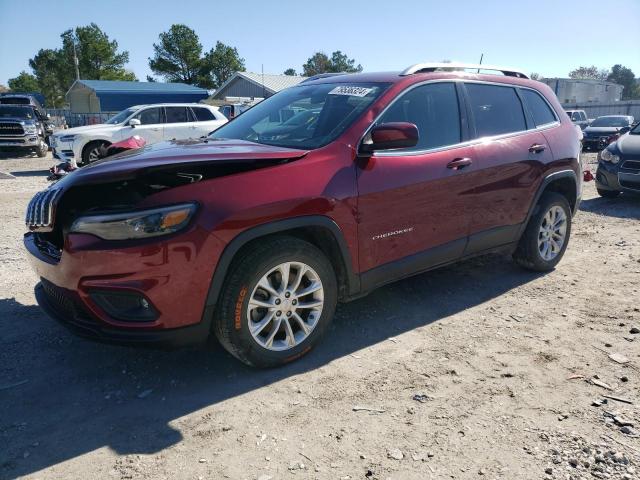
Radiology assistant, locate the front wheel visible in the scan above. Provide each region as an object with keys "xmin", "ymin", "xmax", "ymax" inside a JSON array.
[
  {"xmin": 80, "ymin": 141, "xmax": 109, "ymax": 166},
  {"xmin": 214, "ymin": 236, "xmax": 337, "ymax": 367},
  {"xmin": 35, "ymin": 140, "xmax": 48, "ymax": 158},
  {"xmin": 513, "ymin": 192, "xmax": 572, "ymax": 272}
]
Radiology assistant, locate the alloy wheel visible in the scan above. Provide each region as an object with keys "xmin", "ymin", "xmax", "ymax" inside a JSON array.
[
  {"xmin": 538, "ymin": 205, "xmax": 567, "ymax": 261},
  {"xmin": 247, "ymin": 261, "xmax": 324, "ymax": 351}
]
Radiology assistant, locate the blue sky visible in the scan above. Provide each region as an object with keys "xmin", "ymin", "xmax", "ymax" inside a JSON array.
[{"xmin": 1, "ymin": 0, "xmax": 639, "ymax": 86}]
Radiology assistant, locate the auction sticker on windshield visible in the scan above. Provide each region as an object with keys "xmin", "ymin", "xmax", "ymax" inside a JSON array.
[{"xmin": 329, "ymin": 86, "xmax": 374, "ymax": 97}]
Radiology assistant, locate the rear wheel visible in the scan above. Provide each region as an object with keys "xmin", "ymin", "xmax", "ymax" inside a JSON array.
[
  {"xmin": 513, "ymin": 192, "xmax": 572, "ymax": 272},
  {"xmin": 214, "ymin": 236, "xmax": 337, "ymax": 367},
  {"xmin": 597, "ymin": 188, "xmax": 620, "ymax": 198},
  {"xmin": 81, "ymin": 140, "xmax": 109, "ymax": 166}
]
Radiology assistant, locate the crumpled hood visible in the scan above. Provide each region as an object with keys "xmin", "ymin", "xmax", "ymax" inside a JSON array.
[
  {"xmin": 584, "ymin": 126, "xmax": 623, "ymax": 135},
  {"xmin": 616, "ymin": 133, "xmax": 640, "ymax": 155},
  {"xmin": 56, "ymin": 138, "xmax": 309, "ymax": 186}
]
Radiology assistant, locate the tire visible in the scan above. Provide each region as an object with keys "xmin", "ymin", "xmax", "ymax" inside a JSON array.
[
  {"xmin": 214, "ymin": 236, "xmax": 337, "ymax": 367},
  {"xmin": 81, "ymin": 140, "xmax": 108, "ymax": 166},
  {"xmin": 597, "ymin": 188, "xmax": 620, "ymax": 198},
  {"xmin": 513, "ymin": 192, "xmax": 572, "ymax": 272},
  {"xmin": 35, "ymin": 140, "xmax": 48, "ymax": 158}
]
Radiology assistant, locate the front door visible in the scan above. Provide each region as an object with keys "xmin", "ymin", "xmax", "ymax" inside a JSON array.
[
  {"xmin": 356, "ymin": 82, "xmax": 476, "ymax": 289},
  {"xmin": 127, "ymin": 106, "xmax": 164, "ymax": 145}
]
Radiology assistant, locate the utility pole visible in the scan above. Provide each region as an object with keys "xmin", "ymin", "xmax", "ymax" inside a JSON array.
[
  {"xmin": 72, "ymin": 35, "xmax": 80, "ymax": 80},
  {"xmin": 262, "ymin": 64, "xmax": 265, "ymax": 99},
  {"xmin": 477, "ymin": 53, "xmax": 483, "ymax": 73}
]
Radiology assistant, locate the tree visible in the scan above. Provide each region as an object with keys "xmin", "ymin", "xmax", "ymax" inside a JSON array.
[
  {"xmin": 61, "ymin": 24, "xmax": 135, "ymax": 82},
  {"xmin": 8, "ymin": 71, "xmax": 39, "ymax": 92},
  {"xmin": 29, "ymin": 48, "xmax": 67, "ymax": 107},
  {"xmin": 607, "ymin": 64, "xmax": 639, "ymax": 100},
  {"xmin": 149, "ymin": 24, "xmax": 204, "ymax": 84},
  {"xmin": 201, "ymin": 41, "xmax": 245, "ymax": 89},
  {"xmin": 0, "ymin": 84, "xmax": 9, "ymax": 93},
  {"xmin": 302, "ymin": 50, "xmax": 363, "ymax": 77},
  {"xmin": 283, "ymin": 68, "xmax": 297, "ymax": 76},
  {"xmin": 568, "ymin": 66, "xmax": 609, "ymax": 81}
]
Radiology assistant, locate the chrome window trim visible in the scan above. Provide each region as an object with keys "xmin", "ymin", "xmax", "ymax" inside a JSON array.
[{"xmin": 360, "ymin": 78, "xmax": 561, "ymax": 158}]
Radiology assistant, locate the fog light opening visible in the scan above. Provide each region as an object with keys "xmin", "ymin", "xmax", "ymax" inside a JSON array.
[{"xmin": 89, "ymin": 290, "xmax": 158, "ymax": 322}]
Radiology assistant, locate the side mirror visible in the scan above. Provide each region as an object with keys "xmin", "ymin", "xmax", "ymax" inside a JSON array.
[
  {"xmin": 128, "ymin": 118, "xmax": 141, "ymax": 127},
  {"xmin": 46, "ymin": 113, "xmax": 51, "ymax": 119},
  {"xmin": 359, "ymin": 122, "xmax": 419, "ymax": 155}
]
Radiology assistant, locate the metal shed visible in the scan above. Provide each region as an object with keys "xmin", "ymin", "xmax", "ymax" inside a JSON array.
[
  {"xmin": 65, "ymin": 80, "xmax": 209, "ymax": 113},
  {"xmin": 212, "ymin": 72, "xmax": 306, "ymax": 101}
]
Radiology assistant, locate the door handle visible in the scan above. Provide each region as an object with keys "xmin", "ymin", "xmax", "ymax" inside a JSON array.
[
  {"xmin": 446, "ymin": 157, "xmax": 473, "ymax": 170},
  {"xmin": 529, "ymin": 144, "xmax": 546, "ymax": 153}
]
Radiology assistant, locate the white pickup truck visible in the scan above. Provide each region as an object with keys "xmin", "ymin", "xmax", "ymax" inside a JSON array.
[{"xmin": 50, "ymin": 103, "xmax": 227, "ymax": 166}]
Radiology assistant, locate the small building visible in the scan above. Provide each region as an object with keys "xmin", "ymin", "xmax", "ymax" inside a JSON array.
[
  {"xmin": 212, "ymin": 72, "xmax": 306, "ymax": 101},
  {"xmin": 66, "ymin": 80, "xmax": 209, "ymax": 113},
  {"xmin": 542, "ymin": 78, "xmax": 623, "ymax": 104}
]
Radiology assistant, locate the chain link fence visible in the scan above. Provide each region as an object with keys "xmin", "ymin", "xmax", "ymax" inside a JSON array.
[{"xmin": 45, "ymin": 109, "xmax": 117, "ymax": 129}]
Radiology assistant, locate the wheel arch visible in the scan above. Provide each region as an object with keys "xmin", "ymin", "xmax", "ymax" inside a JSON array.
[
  {"xmin": 518, "ymin": 169, "xmax": 578, "ymax": 239},
  {"xmin": 204, "ymin": 216, "xmax": 360, "ymax": 311}
]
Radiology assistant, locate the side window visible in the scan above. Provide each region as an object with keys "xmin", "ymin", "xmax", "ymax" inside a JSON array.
[
  {"xmin": 377, "ymin": 82, "xmax": 461, "ymax": 150},
  {"xmin": 165, "ymin": 107, "xmax": 189, "ymax": 123},
  {"xmin": 521, "ymin": 89, "xmax": 557, "ymax": 127},
  {"xmin": 134, "ymin": 107, "xmax": 163, "ymax": 125},
  {"xmin": 580, "ymin": 112, "xmax": 587, "ymax": 122},
  {"xmin": 465, "ymin": 83, "xmax": 526, "ymax": 137},
  {"xmin": 191, "ymin": 107, "xmax": 216, "ymax": 121}
]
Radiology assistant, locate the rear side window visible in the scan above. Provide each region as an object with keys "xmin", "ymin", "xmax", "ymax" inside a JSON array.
[
  {"xmin": 465, "ymin": 83, "xmax": 526, "ymax": 137},
  {"xmin": 377, "ymin": 82, "xmax": 461, "ymax": 150},
  {"xmin": 191, "ymin": 107, "xmax": 216, "ymax": 121},
  {"xmin": 521, "ymin": 89, "xmax": 557, "ymax": 127},
  {"xmin": 165, "ymin": 107, "xmax": 189, "ymax": 123}
]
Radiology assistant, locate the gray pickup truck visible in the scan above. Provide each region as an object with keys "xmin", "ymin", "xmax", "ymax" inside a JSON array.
[{"xmin": 0, "ymin": 104, "xmax": 50, "ymax": 157}]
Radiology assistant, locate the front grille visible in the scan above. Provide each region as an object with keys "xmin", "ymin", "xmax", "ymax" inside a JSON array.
[
  {"xmin": 40, "ymin": 278, "xmax": 97, "ymax": 326},
  {"xmin": 34, "ymin": 233, "xmax": 62, "ymax": 261},
  {"xmin": 0, "ymin": 122, "xmax": 24, "ymax": 136},
  {"xmin": 0, "ymin": 138, "xmax": 25, "ymax": 144},
  {"xmin": 621, "ymin": 160, "xmax": 640, "ymax": 173},
  {"xmin": 25, "ymin": 188, "xmax": 61, "ymax": 232}
]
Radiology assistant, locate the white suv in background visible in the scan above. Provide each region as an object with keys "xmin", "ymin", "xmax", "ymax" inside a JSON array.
[{"xmin": 50, "ymin": 103, "xmax": 227, "ymax": 166}]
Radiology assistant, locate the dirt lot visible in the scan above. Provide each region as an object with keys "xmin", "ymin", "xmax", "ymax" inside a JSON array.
[{"xmin": 0, "ymin": 152, "xmax": 638, "ymax": 480}]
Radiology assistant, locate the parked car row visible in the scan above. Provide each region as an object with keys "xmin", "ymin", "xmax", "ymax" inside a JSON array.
[
  {"xmin": 595, "ymin": 121, "xmax": 640, "ymax": 197},
  {"xmin": 25, "ymin": 62, "xmax": 583, "ymax": 367}
]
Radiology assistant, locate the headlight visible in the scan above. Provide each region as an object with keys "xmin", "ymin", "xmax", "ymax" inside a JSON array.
[
  {"xmin": 23, "ymin": 124, "xmax": 38, "ymax": 135},
  {"xmin": 600, "ymin": 148, "xmax": 620, "ymax": 164},
  {"xmin": 70, "ymin": 203, "xmax": 197, "ymax": 240},
  {"xmin": 60, "ymin": 134, "xmax": 76, "ymax": 142}
]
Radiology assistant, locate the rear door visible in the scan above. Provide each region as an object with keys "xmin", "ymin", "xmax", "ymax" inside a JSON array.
[
  {"xmin": 357, "ymin": 81, "xmax": 477, "ymax": 284},
  {"xmin": 127, "ymin": 107, "xmax": 164, "ymax": 144},
  {"xmin": 462, "ymin": 82, "xmax": 555, "ymax": 253},
  {"xmin": 190, "ymin": 106, "xmax": 226, "ymax": 136},
  {"xmin": 163, "ymin": 106, "xmax": 196, "ymax": 140}
]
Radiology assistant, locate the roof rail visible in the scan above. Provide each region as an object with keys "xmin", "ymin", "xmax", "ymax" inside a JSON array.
[
  {"xmin": 300, "ymin": 72, "xmax": 349, "ymax": 83},
  {"xmin": 401, "ymin": 62, "xmax": 529, "ymax": 79}
]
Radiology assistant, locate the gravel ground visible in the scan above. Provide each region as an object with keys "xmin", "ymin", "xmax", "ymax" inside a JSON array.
[{"xmin": 0, "ymin": 151, "xmax": 638, "ymax": 480}]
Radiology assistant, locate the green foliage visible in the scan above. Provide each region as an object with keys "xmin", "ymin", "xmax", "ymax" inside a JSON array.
[
  {"xmin": 568, "ymin": 66, "xmax": 610, "ymax": 81},
  {"xmin": 149, "ymin": 24, "xmax": 203, "ymax": 84},
  {"xmin": 607, "ymin": 64, "xmax": 639, "ymax": 100},
  {"xmin": 283, "ymin": 68, "xmax": 297, "ymax": 76},
  {"xmin": 302, "ymin": 51, "xmax": 363, "ymax": 77},
  {"xmin": 8, "ymin": 71, "xmax": 39, "ymax": 93},
  {"xmin": 202, "ymin": 41, "xmax": 245, "ymax": 89}
]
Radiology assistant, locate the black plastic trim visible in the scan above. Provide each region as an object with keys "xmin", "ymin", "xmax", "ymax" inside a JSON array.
[
  {"xmin": 204, "ymin": 216, "xmax": 359, "ymax": 309},
  {"xmin": 464, "ymin": 224, "xmax": 521, "ymax": 256}
]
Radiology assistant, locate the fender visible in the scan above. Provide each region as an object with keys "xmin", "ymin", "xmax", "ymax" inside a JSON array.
[
  {"xmin": 203, "ymin": 215, "xmax": 360, "ymax": 310},
  {"xmin": 517, "ymin": 169, "xmax": 578, "ymax": 239}
]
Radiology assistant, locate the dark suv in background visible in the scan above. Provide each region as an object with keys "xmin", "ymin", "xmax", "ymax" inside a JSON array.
[
  {"xmin": 25, "ymin": 63, "xmax": 582, "ymax": 367},
  {"xmin": 582, "ymin": 115, "xmax": 634, "ymax": 151},
  {"xmin": 0, "ymin": 104, "xmax": 50, "ymax": 157}
]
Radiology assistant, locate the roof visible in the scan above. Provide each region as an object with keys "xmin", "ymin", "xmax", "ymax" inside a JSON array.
[
  {"xmin": 71, "ymin": 80, "xmax": 208, "ymax": 94},
  {"xmin": 215, "ymin": 72, "xmax": 306, "ymax": 96}
]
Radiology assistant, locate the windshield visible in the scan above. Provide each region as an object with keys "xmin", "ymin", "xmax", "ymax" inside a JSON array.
[
  {"xmin": 106, "ymin": 108, "xmax": 137, "ymax": 125},
  {"xmin": 590, "ymin": 116, "xmax": 630, "ymax": 127},
  {"xmin": 0, "ymin": 105, "xmax": 34, "ymax": 119},
  {"xmin": 210, "ymin": 82, "xmax": 389, "ymax": 149},
  {"xmin": 630, "ymin": 123, "xmax": 640, "ymax": 135}
]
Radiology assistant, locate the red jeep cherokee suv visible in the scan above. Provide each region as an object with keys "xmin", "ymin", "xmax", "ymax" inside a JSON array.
[{"xmin": 25, "ymin": 63, "xmax": 582, "ymax": 367}]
